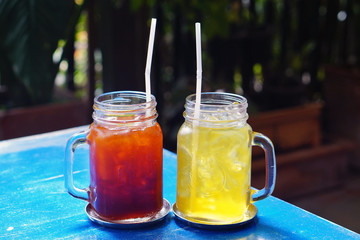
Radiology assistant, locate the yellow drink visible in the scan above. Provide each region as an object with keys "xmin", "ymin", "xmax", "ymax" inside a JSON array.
[{"xmin": 176, "ymin": 121, "xmax": 252, "ymax": 223}]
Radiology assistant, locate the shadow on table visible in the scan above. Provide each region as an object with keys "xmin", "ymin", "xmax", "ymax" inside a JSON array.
[
  {"xmin": 84, "ymin": 214, "xmax": 173, "ymax": 238},
  {"xmin": 172, "ymin": 217, "xmax": 308, "ymax": 240},
  {"xmin": 78, "ymin": 215, "xmax": 307, "ymax": 240}
]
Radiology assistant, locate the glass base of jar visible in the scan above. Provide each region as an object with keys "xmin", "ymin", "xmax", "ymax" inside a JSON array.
[
  {"xmin": 172, "ymin": 203, "xmax": 257, "ymax": 229},
  {"xmin": 85, "ymin": 199, "xmax": 170, "ymax": 229}
]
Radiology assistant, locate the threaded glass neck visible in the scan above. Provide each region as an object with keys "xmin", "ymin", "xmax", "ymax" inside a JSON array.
[
  {"xmin": 93, "ymin": 91, "xmax": 157, "ymax": 126},
  {"xmin": 184, "ymin": 92, "xmax": 248, "ymax": 127}
]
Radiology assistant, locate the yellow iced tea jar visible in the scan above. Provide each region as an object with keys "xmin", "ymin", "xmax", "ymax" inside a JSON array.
[{"xmin": 175, "ymin": 92, "xmax": 276, "ymax": 225}]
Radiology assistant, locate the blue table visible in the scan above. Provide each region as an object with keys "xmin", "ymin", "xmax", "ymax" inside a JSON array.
[{"xmin": 1, "ymin": 126, "xmax": 359, "ymax": 239}]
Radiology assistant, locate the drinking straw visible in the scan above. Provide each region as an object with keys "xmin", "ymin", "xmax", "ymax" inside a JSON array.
[
  {"xmin": 190, "ymin": 22, "xmax": 203, "ymax": 211},
  {"xmin": 145, "ymin": 18, "xmax": 157, "ymax": 102},
  {"xmin": 194, "ymin": 22, "xmax": 202, "ymax": 119}
]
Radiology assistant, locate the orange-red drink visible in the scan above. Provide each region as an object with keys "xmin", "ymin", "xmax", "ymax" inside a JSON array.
[
  {"xmin": 64, "ymin": 91, "xmax": 164, "ymax": 222},
  {"xmin": 76, "ymin": 91, "xmax": 164, "ymax": 221},
  {"xmin": 87, "ymin": 122, "xmax": 163, "ymax": 220}
]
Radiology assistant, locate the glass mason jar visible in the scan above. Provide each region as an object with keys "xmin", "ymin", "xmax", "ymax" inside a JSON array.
[
  {"xmin": 65, "ymin": 91, "xmax": 163, "ymax": 221},
  {"xmin": 175, "ymin": 92, "xmax": 276, "ymax": 224}
]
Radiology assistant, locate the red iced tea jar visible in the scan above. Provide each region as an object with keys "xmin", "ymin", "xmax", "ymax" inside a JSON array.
[{"xmin": 65, "ymin": 91, "xmax": 163, "ymax": 221}]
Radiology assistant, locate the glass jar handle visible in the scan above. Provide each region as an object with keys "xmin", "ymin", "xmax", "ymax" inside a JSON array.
[
  {"xmin": 251, "ymin": 132, "xmax": 276, "ymax": 201},
  {"xmin": 64, "ymin": 130, "xmax": 89, "ymax": 201}
]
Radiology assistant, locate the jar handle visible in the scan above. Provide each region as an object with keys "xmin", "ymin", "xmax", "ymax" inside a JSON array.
[
  {"xmin": 64, "ymin": 130, "xmax": 90, "ymax": 201},
  {"xmin": 251, "ymin": 132, "xmax": 276, "ymax": 201}
]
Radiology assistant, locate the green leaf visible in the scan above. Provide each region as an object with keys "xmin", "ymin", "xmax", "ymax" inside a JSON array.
[{"xmin": 0, "ymin": 0, "xmax": 81, "ymax": 106}]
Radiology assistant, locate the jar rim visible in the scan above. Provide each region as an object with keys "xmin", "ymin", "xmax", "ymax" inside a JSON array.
[
  {"xmin": 94, "ymin": 91, "xmax": 156, "ymax": 111},
  {"xmin": 185, "ymin": 92, "xmax": 247, "ymax": 110},
  {"xmin": 92, "ymin": 91, "xmax": 158, "ymax": 125},
  {"xmin": 184, "ymin": 92, "xmax": 248, "ymax": 124}
]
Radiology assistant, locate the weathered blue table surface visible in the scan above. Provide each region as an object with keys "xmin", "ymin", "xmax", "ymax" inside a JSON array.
[{"xmin": 1, "ymin": 126, "xmax": 359, "ymax": 239}]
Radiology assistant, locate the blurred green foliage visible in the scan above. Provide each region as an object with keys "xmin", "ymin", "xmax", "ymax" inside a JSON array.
[
  {"xmin": 0, "ymin": 0, "xmax": 82, "ymax": 108},
  {"xmin": 1, "ymin": 0, "xmax": 360, "ymax": 111}
]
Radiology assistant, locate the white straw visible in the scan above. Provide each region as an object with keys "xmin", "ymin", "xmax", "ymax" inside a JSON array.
[
  {"xmin": 145, "ymin": 18, "xmax": 157, "ymax": 102},
  {"xmin": 194, "ymin": 22, "xmax": 202, "ymax": 119}
]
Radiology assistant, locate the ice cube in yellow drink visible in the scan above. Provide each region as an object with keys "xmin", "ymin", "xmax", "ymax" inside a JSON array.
[{"xmin": 176, "ymin": 121, "xmax": 252, "ymax": 223}]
